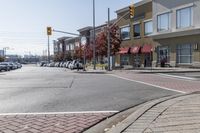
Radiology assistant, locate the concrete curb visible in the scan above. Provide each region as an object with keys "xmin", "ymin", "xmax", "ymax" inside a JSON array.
[
  {"xmin": 105, "ymin": 94, "xmax": 186, "ymax": 133},
  {"xmin": 84, "ymin": 102, "xmax": 145, "ymax": 133},
  {"xmin": 107, "ymin": 92, "xmax": 200, "ymax": 133},
  {"xmin": 85, "ymin": 92, "xmax": 200, "ymax": 133}
]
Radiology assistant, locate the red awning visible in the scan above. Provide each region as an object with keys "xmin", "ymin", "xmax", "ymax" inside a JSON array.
[
  {"xmin": 130, "ymin": 46, "xmax": 141, "ymax": 54},
  {"xmin": 141, "ymin": 45, "xmax": 153, "ymax": 53},
  {"xmin": 118, "ymin": 47, "xmax": 130, "ymax": 54}
]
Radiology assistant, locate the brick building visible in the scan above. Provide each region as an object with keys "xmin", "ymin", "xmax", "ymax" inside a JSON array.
[{"xmin": 115, "ymin": 0, "xmax": 157, "ymax": 68}]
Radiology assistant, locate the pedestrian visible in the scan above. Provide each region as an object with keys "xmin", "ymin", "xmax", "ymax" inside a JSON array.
[
  {"xmin": 76, "ymin": 61, "xmax": 79, "ymax": 71},
  {"xmin": 144, "ymin": 58, "xmax": 147, "ymax": 67}
]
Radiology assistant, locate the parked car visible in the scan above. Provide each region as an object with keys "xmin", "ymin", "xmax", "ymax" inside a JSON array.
[
  {"xmin": 15, "ymin": 63, "xmax": 22, "ymax": 68},
  {"xmin": 10, "ymin": 62, "xmax": 18, "ymax": 69},
  {"xmin": 0, "ymin": 64, "xmax": 10, "ymax": 71},
  {"xmin": 62, "ymin": 62, "xmax": 67, "ymax": 67},
  {"xmin": 58, "ymin": 62, "xmax": 64, "ymax": 67},
  {"xmin": 54, "ymin": 62, "xmax": 60, "ymax": 67},
  {"xmin": 69, "ymin": 60, "xmax": 83, "ymax": 70},
  {"xmin": 65, "ymin": 61, "xmax": 71, "ymax": 68},
  {"xmin": 39, "ymin": 61, "xmax": 48, "ymax": 67},
  {"xmin": 0, "ymin": 62, "xmax": 14, "ymax": 70},
  {"xmin": 49, "ymin": 62, "xmax": 55, "ymax": 67}
]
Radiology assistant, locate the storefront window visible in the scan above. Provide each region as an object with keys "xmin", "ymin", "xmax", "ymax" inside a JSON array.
[
  {"xmin": 144, "ymin": 21, "xmax": 153, "ymax": 35},
  {"xmin": 177, "ymin": 7, "xmax": 193, "ymax": 28},
  {"xmin": 157, "ymin": 46, "xmax": 170, "ymax": 63},
  {"xmin": 134, "ymin": 24, "xmax": 140, "ymax": 37},
  {"xmin": 176, "ymin": 44, "xmax": 192, "ymax": 64},
  {"xmin": 120, "ymin": 26, "xmax": 130, "ymax": 40},
  {"xmin": 121, "ymin": 55, "xmax": 130, "ymax": 65},
  {"xmin": 157, "ymin": 12, "xmax": 171, "ymax": 32}
]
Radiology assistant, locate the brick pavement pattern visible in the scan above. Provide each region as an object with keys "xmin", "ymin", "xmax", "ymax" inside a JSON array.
[
  {"xmin": 113, "ymin": 71, "xmax": 200, "ymax": 93},
  {"xmin": 0, "ymin": 112, "xmax": 113, "ymax": 133},
  {"xmin": 123, "ymin": 94, "xmax": 200, "ymax": 133}
]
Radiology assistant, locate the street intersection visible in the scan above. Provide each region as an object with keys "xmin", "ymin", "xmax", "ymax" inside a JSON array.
[{"xmin": 1, "ymin": 65, "xmax": 198, "ymax": 132}]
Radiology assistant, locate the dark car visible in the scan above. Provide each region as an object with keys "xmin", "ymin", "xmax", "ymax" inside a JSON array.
[
  {"xmin": 0, "ymin": 62, "xmax": 15, "ymax": 70},
  {"xmin": 0, "ymin": 63, "xmax": 10, "ymax": 71}
]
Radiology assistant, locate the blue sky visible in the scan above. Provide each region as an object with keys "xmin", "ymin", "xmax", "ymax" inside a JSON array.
[{"xmin": 0, "ymin": 0, "xmax": 141, "ymax": 55}]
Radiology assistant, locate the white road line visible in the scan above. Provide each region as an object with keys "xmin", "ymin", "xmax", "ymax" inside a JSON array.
[
  {"xmin": 109, "ymin": 74, "xmax": 186, "ymax": 94},
  {"xmin": 0, "ymin": 111, "xmax": 119, "ymax": 116},
  {"xmin": 157, "ymin": 73, "xmax": 197, "ymax": 81}
]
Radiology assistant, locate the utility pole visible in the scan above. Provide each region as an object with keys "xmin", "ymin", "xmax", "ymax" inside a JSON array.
[
  {"xmin": 107, "ymin": 8, "xmax": 111, "ymax": 71},
  {"xmin": 93, "ymin": 0, "xmax": 96, "ymax": 70}
]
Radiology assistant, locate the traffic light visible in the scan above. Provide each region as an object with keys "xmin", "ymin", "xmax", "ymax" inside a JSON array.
[
  {"xmin": 129, "ymin": 5, "xmax": 135, "ymax": 18},
  {"xmin": 47, "ymin": 27, "xmax": 52, "ymax": 36}
]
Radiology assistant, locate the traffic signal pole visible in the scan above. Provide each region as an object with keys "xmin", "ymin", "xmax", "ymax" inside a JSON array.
[{"xmin": 47, "ymin": 35, "xmax": 50, "ymax": 63}]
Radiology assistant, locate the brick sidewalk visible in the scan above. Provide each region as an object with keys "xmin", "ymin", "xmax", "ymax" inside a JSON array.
[
  {"xmin": 123, "ymin": 93, "xmax": 200, "ymax": 133},
  {"xmin": 0, "ymin": 112, "xmax": 114, "ymax": 133},
  {"xmin": 112, "ymin": 71, "xmax": 200, "ymax": 93}
]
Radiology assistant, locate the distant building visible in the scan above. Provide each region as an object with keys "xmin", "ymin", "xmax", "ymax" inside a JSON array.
[
  {"xmin": 22, "ymin": 55, "xmax": 40, "ymax": 64},
  {"xmin": 5, "ymin": 55, "xmax": 22, "ymax": 63}
]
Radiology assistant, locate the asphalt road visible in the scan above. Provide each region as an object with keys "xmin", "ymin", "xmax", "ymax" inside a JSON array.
[{"xmin": 0, "ymin": 65, "xmax": 177, "ymax": 113}]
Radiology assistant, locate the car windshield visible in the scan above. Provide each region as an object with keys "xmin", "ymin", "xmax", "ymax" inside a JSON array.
[{"xmin": 0, "ymin": 0, "xmax": 200, "ymax": 133}]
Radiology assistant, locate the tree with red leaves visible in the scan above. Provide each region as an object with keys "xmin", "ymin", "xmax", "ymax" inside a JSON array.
[
  {"xmin": 95, "ymin": 25, "xmax": 121, "ymax": 60},
  {"xmin": 74, "ymin": 44, "xmax": 83, "ymax": 60},
  {"xmin": 74, "ymin": 43, "xmax": 93, "ymax": 61},
  {"xmin": 85, "ymin": 44, "xmax": 93, "ymax": 60}
]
